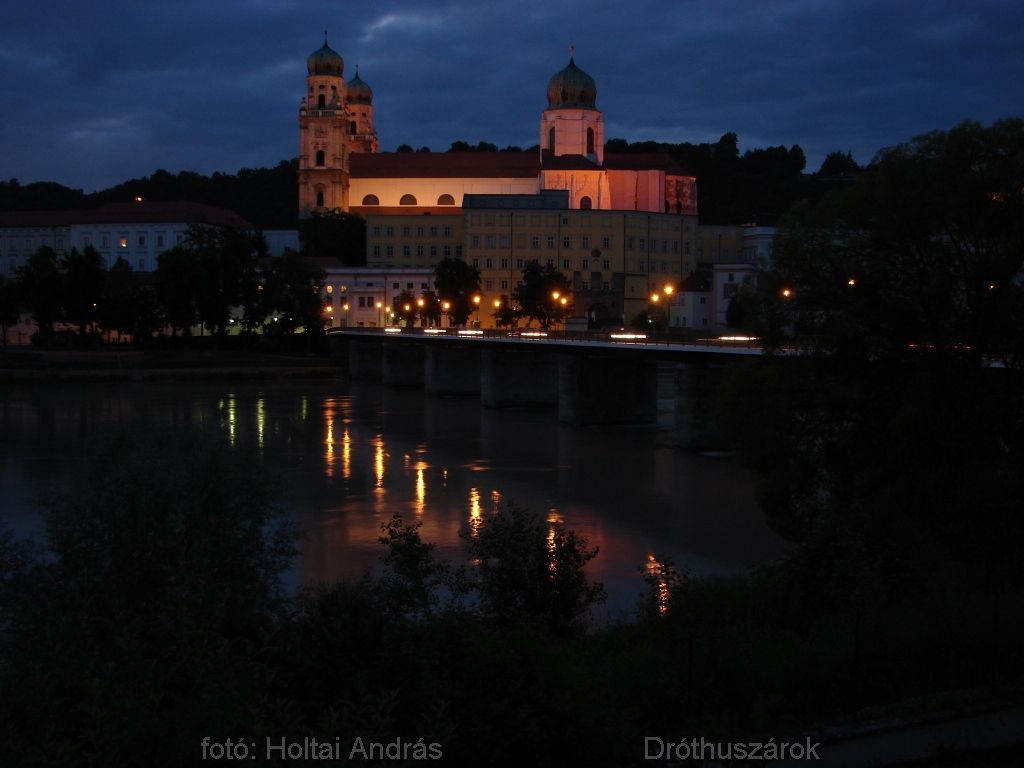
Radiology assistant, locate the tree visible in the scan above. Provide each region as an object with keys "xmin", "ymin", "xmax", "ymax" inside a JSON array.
[
  {"xmin": 512, "ymin": 261, "xmax": 571, "ymax": 329},
  {"xmin": 189, "ymin": 226, "xmax": 261, "ymax": 337},
  {"xmin": 0, "ymin": 274, "xmax": 20, "ymax": 346},
  {"xmin": 155, "ymin": 246, "xmax": 200, "ymax": 337},
  {"xmin": 723, "ymin": 119, "xmax": 1024, "ymax": 604},
  {"xmin": 60, "ymin": 246, "xmax": 105, "ymax": 338},
  {"xmin": 433, "ymin": 258, "xmax": 481, "ymax": 326},
  {"xmin": 299, "ymin": 210, "xmax": 366, "ymax": 266},
  {"xmin": 460, "ymin": 503, "xmax": 605, "ymax": 636},
  {"xmin": 817, "ymin": 150, "xmax": 861, "ymax": 177},
  {"xmin": 16, "ymin": 246, "xmax": 62, "ymax": 343},
  {"xmin": 391, "ymin": 290, "xmax": 417, "ymax": 327},
  {"xmin": 260, "ymin": 249, "xmax": 326, "ymax": 340}
]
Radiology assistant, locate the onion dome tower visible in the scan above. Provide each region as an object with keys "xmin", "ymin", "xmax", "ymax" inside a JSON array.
[
  {"xmin": 345, "ymin": 66, "xmax": 378, "ymax": 154},
  {"xmin": 299, "ymin": 34, "xmax": 348, "ymax": 214},
  {"xmin": 540, "ymin": 51, "xmax": 604, "ymax": 165}
]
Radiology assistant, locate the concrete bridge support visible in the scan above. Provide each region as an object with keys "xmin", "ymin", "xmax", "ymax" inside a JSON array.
[
  {"xmin": 673, "ymin": 362, "xmax": 728, "ymax": 451},
  {"xmin": 381, "ymin": 341, "xmax": 425, "ymax": 387},
  {"xmin": 424, "ymin": 344, "xmax": 482, "ymax": 396},
  {"xmin": 348, "ymin": 338, "xmax": 383, "ymax": 381},
  {"xmin": 557, "ymin": 354, "xmax": 658, "ymax": 426},
  {"xmin": 480, "ymin": 348, "xmax": 559, "ymax": 408}
]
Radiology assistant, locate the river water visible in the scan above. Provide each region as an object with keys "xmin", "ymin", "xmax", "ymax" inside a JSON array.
[{"xmin": 0, "ymin": 379, "xmax": 786, "ymax": 618}]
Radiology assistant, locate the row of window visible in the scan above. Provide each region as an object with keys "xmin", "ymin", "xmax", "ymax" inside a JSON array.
[
  {"xmin": 361, "ymin": 194, "xmax": 456, "ymax": 206},
  {"xmin": 372, "ymin": 224, "xmax": 455, "ymax": 238},
  {"xmin": 371, "ymin": 245, "xmax": 464, "ymax": 259}
]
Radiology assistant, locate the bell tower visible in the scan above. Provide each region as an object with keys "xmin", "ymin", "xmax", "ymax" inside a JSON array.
[
  {"xmin": 345, "ymin": 65, "xmax": 378, "ymax": 155},
  {"xmin": 540, "ymin": 52, "xmax": 604, "ymax": 165},
  {"xmin": 298, "ymin": 35, "xmax": 348, "ymax": 215}
]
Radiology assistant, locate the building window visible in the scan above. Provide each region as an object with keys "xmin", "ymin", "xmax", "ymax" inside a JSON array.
[
  {"xmin": 563, "ymin": 236, "xmax": 571, "ymax": 249},
  {"xmin": 444, "ymin": 246, "xmax": 451, "ymax": 257},
  {"xmin": 485, "ymin": 258, "xmax": 493, "ymax": 268},
  {"xmin": 399, "ymin": 194, "xmax": 417, "ymax": 205},
  {"xmin": 581, "ymin": 235, "xmax": 590, "ymax": 249},
  {"xmin": 516, "ymin": 258, "xmax": 524, "ymax": 268},
  {"xmin": 582, "ymin": 258, "xmax": 589, "ymax": 269},
  {"xmin": 603, "ymin": 259, "xmax": 610, "ymax": 270},
  {"xmin": 563, "ymin": 259, "xmax": 570, "ymax": 269},
  {"xmin": 317, "ymin": 94, "xmax": 325, "ymax": 108},
  {"xmin": 547, "ymin": 236, "xmax": 555, "ymax": 249},
  {"xmin": 580, "ymin": 195, "xmax": 592, "ymax": 210},
  {"xmin": 455, "ymin": 246, "xmax": 463, "ymax": 257},
  {"xmin": 472, "ymin": 236, "xmax": 481, "ymax": 248},
  {"xmin": 315, "ymin": 150, "xmax": 325, "ymax": 166},
  {"xmin": 373, "ymin": 245, "xmax": 381, "ymax": 257},
  {"xmin": 586, "ymin": 127, "xmax": 595, "ymax": 155},
  {"xmin": 485, "ymin": 279, "xmax": 493, "ymax": 290},
  {"xmin": 429, "ymin": 226, "xmax": 438, "ymax": 236},
  {"xmin": 414, "ymin": 245, "xmax": 423, "ymax": 257},
  {"xmin": 157, "ymin": 235, "xmax": 164, "ymax": 247},
  {"xmin": 472, "ymin": 258, "xmax": 479, "ymax": 267},
  {"xmin": 603, "ymin": 237, "xmax": 611, "ymax": 249},
  {"xmin": 403, "ymin": 226, "xmax": 411, "ymax": 236},
  {"xmin": 531, "ymin": 236, "xmax": 540, "ymax": 249},
  {"xmin": 437, "ymin": 194, "xmax": 455, "ymax": 205},
  {"xmin": 486, "ymin": 235, "xmax": 496, "ymax": 249},
  {"xmin": 349, "ymin": 121, "xmax": 357, "ymax": 134},
  {"xmin": 386, "ymin": 246, "xmax": 394, "ymax": 257},
  {"xmin": 546, "ymin": 258, "xmax": 554, "ymax": 267},
  {"xmin": 118, "ymin": 236, "xmax": 128, "ymax": 249},
  {"xmin": 430, "ymin": 245, "xmax": 438, "ymax": 257},
  {"xmin": 416, "ymin": 226, "xmax": 424, "ymax": 237},
  {"xmin": 402, "ymin": 246, "xmax": 411, "ymax": 257},
  {"xmin": 581, "ymin": 280, "xmax": 589, "ymax": 290},
  {"xmin": 362, "ymin": 194, "xmax": 380, "ymax": 205},
  {"xmin": 500, "ymin": 258, "xmax": 509, "ymax": 269},
  {"xmin": 443, "ymin": 225, "xmax": 452, "ymax": 236},
  {"xmin": 500, "ymin": 280, "xmax": 509, "ymax": 290},
  {"xmin": 548, "ymin": 126, "xmax": 555, "ymax": 151},
  {"xmin": 138, "ymin": 235, "xmax": 146, "ymax": 247},
  {"xmin": 316, "ymin": 191, "xmax": 324, "ymax": 207}
]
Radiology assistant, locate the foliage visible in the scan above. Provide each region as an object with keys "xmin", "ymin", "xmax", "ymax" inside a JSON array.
[
  {"xmin": 432, "ymin": 257, "xmax": 481, "ymax": 326},
  {"xmin": 259, "ymin": 249, "xmax": 326, "ymax": 339},
  {"xmin": 721, "ymin": 119, "xmax": 1024, "ymax": 605},
  {"xmin": 460, "ymin": 502, "xmax": 605, "ymax": 636},
  {"xmin": 391, "ymin": 289, "xmax": 417, "ymax": 326},
  {"xmin": 154, "ymin": 245, "xmax": 201, "ymax": 336},
  {"xmin": 0, "ymin": 273, "xmax": 21, "ymax": 345},
  {"xmin": 512, "ymin": 261, "xmax": 572, "ymax": 329},
  {"xmin": 16, "ymin": 246, "xmax": 62, "ymax": 341},
  {"xmin": 817, "ymin": 150, "xmax": 861, "ymax": 177},
  {"xmin": 299, "ymin": 210, "xmax": 366, "ymax": 266}
]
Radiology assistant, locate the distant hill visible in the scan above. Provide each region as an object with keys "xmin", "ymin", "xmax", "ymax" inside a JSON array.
[
  {"xmin": 2, "ymin": 136, "xmax": 863, "ymax": 228},
  {"xmin": 1, "ymin": 160, "xmax": 299, "ymax": 230}
]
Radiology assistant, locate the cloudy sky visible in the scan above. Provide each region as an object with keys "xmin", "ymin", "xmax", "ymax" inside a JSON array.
[{"xmin": 3, "ymin": 0, "xmax": 1022, "ymax": 192}]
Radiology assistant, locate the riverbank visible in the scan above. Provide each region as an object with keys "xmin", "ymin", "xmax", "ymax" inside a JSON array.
[{"xmin": 0, "ymin": 348, "xmax": 341, "ymax": 381}]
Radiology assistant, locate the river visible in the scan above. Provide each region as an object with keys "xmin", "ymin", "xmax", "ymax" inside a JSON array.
[{"xmin": 0, "ymin": 378, "xmax": 786, "ymax": 618}]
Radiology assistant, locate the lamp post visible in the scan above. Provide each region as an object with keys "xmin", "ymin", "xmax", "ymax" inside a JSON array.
[
  {"xmin": 472, "ymin": 295, "xmax": 481, "ymax": 327},
  {"xmin": 375, "ymin": 301, "xmax": 383, "ymax": 328}
]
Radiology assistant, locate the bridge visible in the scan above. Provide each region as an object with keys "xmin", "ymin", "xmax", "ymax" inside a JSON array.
[{"xmin": 327, "ymin": 328, "xmax": 766, "ymax": 451}]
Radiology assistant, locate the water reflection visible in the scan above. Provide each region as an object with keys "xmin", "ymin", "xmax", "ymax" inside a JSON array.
[
  {"xmin": 644, "ymin": 553, "xmax": 671, "ymax": 616},
  {"xmin": 0, "ymin": 380, "xmax": 787, "ymax": 614}
]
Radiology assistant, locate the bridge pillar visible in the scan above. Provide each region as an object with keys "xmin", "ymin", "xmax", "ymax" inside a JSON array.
[
  {"xmin": 424, "ymin": 344, "xmax": 481, "ymax": 396},
  {"xmin": 673, "ymin": 362, "xmax": 727, "ymax": 451},
  {"xmin": 381, "ymin": 341, "xmax": 425, "ymax": 387},
  {"xmin": 348, "ymin": 338, "xmax": 383, "ymax": 381},
  {"xmin": 557, "ymin": 353, "xmax": 658, "ymax": 426},
  {"xmin": 480, "ymin": 348, "xmax": 558, "ymax": 408}
]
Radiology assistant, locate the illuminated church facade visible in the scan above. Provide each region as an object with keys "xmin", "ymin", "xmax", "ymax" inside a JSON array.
[{"xmin": 300, "ymin": 39, "xmax": 763, "ymax": 329}]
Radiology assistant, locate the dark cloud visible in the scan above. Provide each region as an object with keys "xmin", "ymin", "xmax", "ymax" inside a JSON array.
[{"xmin": 2, "ymin": 0, "xmax": 1021, "ymax": 190}]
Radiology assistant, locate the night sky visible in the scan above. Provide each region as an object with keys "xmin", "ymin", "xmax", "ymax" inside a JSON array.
[{"xmin": 3, "ymin": 0, "xmax": 1022, "ymax": 192}]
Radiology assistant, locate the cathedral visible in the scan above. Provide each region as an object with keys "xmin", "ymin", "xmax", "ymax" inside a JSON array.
[
  {"xmin": 298, "ymin": 38, "xmax": 697, "ymax": 218},
  {"xmin": 298, "ymin": 38, "xmax": 754, "ymax": 331}
]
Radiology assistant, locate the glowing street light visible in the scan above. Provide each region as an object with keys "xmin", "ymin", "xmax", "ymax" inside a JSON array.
[
  {"xmin": 649, "ymin": 293, "xmax": 660, "ymax": 303},
  {"xmin": 781, "ymin": 288, "xmax": 793, "ymax": 299}
]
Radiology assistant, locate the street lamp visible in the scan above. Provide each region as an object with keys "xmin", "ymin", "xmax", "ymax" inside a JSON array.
[
  {"xmin": 376, "ymin": 300, "xmax": 383, "ymax": 327},
  {"xmin": 472, "ymin": 295, "xmax": 481, "ymax": 327}
]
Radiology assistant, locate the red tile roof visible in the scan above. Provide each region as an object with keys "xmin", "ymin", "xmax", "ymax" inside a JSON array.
[
  {"xmin": 604, "ymin": 152, "xmax": 689, "ymax": 175},
  {"xmin": 350, "ymin": 152, "xmax": 540, "ymax": 179}
]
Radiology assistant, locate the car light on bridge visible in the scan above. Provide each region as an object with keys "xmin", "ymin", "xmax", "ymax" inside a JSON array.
[
  {"xmin": 457, "ymin": 329, "xmax": 484, "ymax": 336},
  {"xmin": 424, "ymin": 328, "xmax": 447, "ymax": 334},
  {"xmin": 718, "ymin": 335, "xmax": 758, "ymax": 342},
  {"xmin": 384, "ymin": 327, "xmax": 403, "ymax": 334},
  {"xmin": 521, "ymin": 331, "xmax": 548, "ymax": 338},
  {"xmin": 610, "ymin": 333, "xmax": 647, "ymax": 340}
]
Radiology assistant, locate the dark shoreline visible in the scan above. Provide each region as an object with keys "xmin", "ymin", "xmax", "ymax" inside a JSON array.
[{"xmin": 0, "ymin": 348, "xmax": 341, "ymax": 381}]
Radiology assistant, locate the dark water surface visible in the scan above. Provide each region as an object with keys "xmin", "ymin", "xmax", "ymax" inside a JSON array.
[{"xmin": 0, "ymin": 379, "xmax": 786, "ymax": 617}]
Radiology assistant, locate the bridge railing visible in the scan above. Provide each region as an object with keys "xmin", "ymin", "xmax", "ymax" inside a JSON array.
[{"xmin": 327, "ymin": 326, "xmax": 767, "ymax": 350}]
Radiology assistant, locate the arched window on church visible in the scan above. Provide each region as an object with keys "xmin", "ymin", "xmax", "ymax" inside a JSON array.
[
  {"xmin": 317, "ymin": 94, "xmax": 325, "ymax": 108},
  {"xmin": 399, "ymin": 194, "xmax": 417, "ymax": 206},
  {"xmin": 316, "ymin": 190, "xmax": 324, "ymax": 208},
  {"xmin": 580, "ymin": 196, "xmax": 592, "ymax": 210},
  {"xmin": 315, "ymin": 150, "xmax": 325, "ymax": 167},
  {"xmin": 349, "ymin": 121, "xmax": 357, "ymax": 135},
  {"xmin": 361, "ymin": 195, "xmax": 380, "ymax": 206},
  {"xmin": 437, "ymin": 194, "xmax": 455, "ymax": 205},
  {"xmin": 548, "ymin": 127, "xmax": 556, "ymax": 152},
  {"xmin": 587, "ymin": 128, "xmax": 595, "ymax": 156}
]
